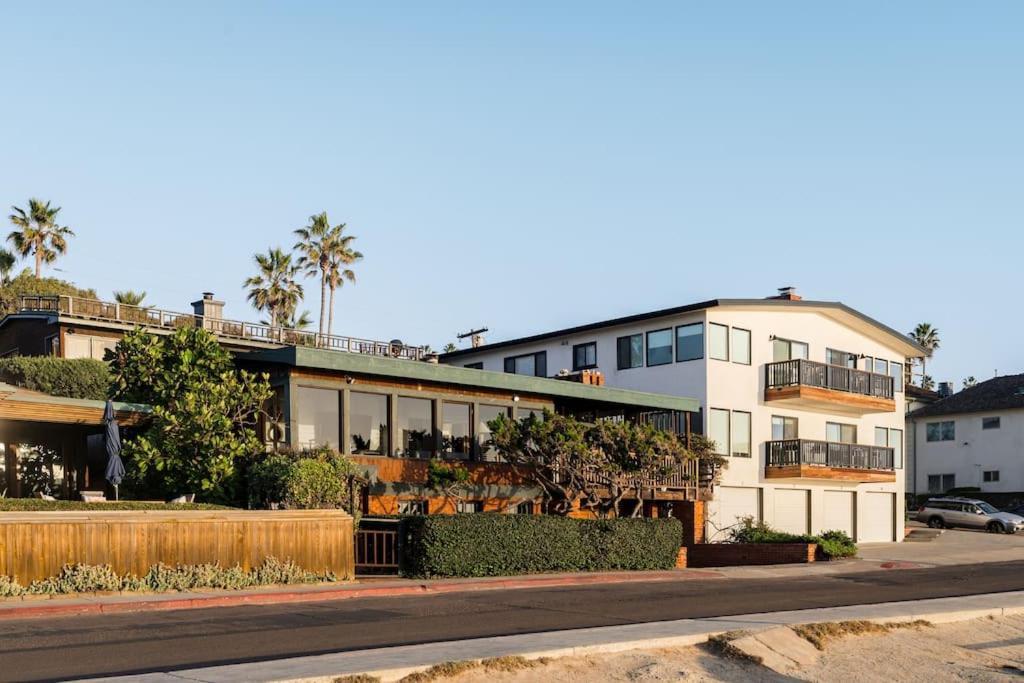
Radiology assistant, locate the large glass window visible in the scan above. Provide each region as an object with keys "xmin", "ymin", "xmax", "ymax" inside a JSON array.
[
  {"xmin": 890, "ymin": 362, "xmax": 904, "ymax": 392},
  {"xmin": 731, "ymin": 328, "xmax": 751, "ymax": 365},
  {"xmin": 504, "ymin": 352, "xmax": 546, "ymax": 377},
  {"xmin": 617, "ymin": 334, "xmax": 643, "ymax": 370},
  {"xmin": 826, "ymin": 348, "xmax": 857, "ymax": 368},
  {"xmin": 441, "ymin": 402, "xmax": 471, "ymax": 458},
  {"xmin": 890, "ymin": 428, "xmax": 903, "ymax": 469},
  {"xmin": 675, "ymin": 323, "xmax": 703, "ymax": 362},
  {"xmin": 349, "ymin": 391, "xmax": 388, "ymax": 454},
  {"xmin": 826, "ymin": 422, "xmax": 857, "ymax": 444},
  {"xmin": 874, "ymin": 358, "xmax": 888, "ymax": 375},
  {"xmin": 646, "ymin": 329, "xmax": 673, "ymax": 366},
  {"xmin": 708, "ymin": 408, "xmax": 730, "ymax": 455},
  {"xmin": 477, "ymin": 405, "xmax": 510, "ymax": 461},
  {"xmin": 573, "ymin": 342, "xmax": 597, "ymax": 370},
  {"xmin": 731, "ymin": 411, "xmax": 751, "ymax": 457},
  {"xmin": 772, "ymin": 338, "xmax": 808, "ymax": 362},
  {"xmin": 708, "ymin": 323, "xmax": 729, "ymax": 361},
  {"xmin": 296, "ymin": 386, "xmax": 340, "ymax": 450},
  {"xmin": 771, "ymin": 415, "xmax": 798, "ymax": 440},
  {"xmin": 396, "ymin": 396, "xmax": 434, "ymax": 457}
]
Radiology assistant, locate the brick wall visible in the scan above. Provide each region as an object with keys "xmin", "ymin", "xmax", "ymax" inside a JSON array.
[
  {"xmin": 671, "ymin": 500, "xmax": 705, "ymax": 545},
  {"xmin": 685, "ymin": 542, "xmax": 817, "ymax": 568}
]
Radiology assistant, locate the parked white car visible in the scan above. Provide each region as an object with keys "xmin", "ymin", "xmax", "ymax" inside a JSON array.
[{"xmin": 916, "ymin": 497, "xmax": 1024, "ymax": 534}]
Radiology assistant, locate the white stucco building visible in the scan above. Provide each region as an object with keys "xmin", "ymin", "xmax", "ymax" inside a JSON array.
[
  {"xmin": 442, "ymin": 288, "xmax": 924, "ymax": 544},
  {"xmin": 907, "ymin": 374, "xmax": 1024, "ymax": 496}
]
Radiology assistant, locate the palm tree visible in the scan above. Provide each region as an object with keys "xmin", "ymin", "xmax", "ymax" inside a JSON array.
[
  {"xmin": 325, "ymin": 231, "xmax": 361, "ymax": 336},
  {"xmin": 443, "ymin": 343, "xmax": 457, "ymax": 353},
  {"xmin": 0, "ymin": 248, "xmax": 16, "ymax": 284},
  {"xmin": 294, "ymin": 212, "xmax": 362, "ymax": 337},
  {"xmin": 113, "ymin": 290, "xmax": 147, "ymax": 307},
  {"xmin": 244, "ymin": 247, "xmax": 303, "ymax": 329},
  {"xmin": 909, "ymin": 323, "xmax": 941, "ymax": 386},
  {"xmin": 7, "ymin": 199, "xmax": 75, "ymax": 278}
]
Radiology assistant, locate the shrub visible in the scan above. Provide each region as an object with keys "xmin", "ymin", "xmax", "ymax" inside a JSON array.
[
  {"xmin": 728, "ymin": 517, "xmax": 856, "ymax": 560},
  {"xmin": 248, "ymin": 446, "xmax": 361, "ymax": 513},
  {"xmin": 399, "ymin": 514, "xmax": 682, "ymax": 578},
  {"xmin": 0, "ymin": 356, "xmax": 111, "ymax": 400},
  {"xmin": 0, "ymin": 270, "xmax": 98, "ymax": 315},
  {"xmin": 0, "ymin": 500, "xmax": 230, "ymax": 511}
]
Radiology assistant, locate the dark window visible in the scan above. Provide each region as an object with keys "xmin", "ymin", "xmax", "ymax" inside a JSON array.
[
  {"xmin": 349, "ymin": 391, "xmax": 388, "ymax": 455},
  {"xmin": 457, "ymin": 500, "xmax": 484, "ymax": 513},
  {"xmin": 927, "ymin": 474, "xmax": 955, "ymax": 493},
  {"xmin": 675, "ymin": 323, "xmax": 704, "ymax": 362},
  {"xmin": 617, "ymin": 334, "xmax": 643, "ymax": 370},
  {"xmin": 515, "ymin": 501, "xmax": 535, "ymax": 515},
  {"xmin": 646, "ymin": 328, "xmax": 673, "ymax": 366},
  {"xmin": 396, "ymin": 396, "xmax": 434, "ymax": 458},
  {"xmin": 464, "ymin": 362, "xmax": 483, "ymax": 370},
  {"xmin": 441, "ymin": 402, "xmax": 472, "ymax": 458},
  {"xmin": 983, "ymin": 417, "xmax": 1001, "ymax": 430},
  {"xmin": 926, "ymin": 421, "xmax": 955, "ymax": 442},
  {"xmin": 398, "ymin": 499, "xmax": 428, "ymax": 515},
  {"xmin": 984, "ymin": 470, "xmax": 1000, "ymax": 482},
  {"xmin": 295, "ymin": 386, "xmax": 340, "ymax": 450},
  {"xmin": 572, "ymin": 342, "xmax": 597, "ymax": 370},
  {"xmin": 504, "ymin": 351, "xmax": 546, "ymax": 377}
]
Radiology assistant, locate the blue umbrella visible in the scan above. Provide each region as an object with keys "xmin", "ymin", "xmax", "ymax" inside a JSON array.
[{"xmin": 103, "ymin": 400, "xmax": 125, "ymax": 500}]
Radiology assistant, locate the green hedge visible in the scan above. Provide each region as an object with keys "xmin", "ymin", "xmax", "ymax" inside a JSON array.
[
  {"xmin": 729, "ymin": 518, "xmax": 857, "ymax": 559},
  {"xmin": 0, "ymin": 500, "xmax": 231, "ymax": 512},
  {"xmin": 399, "ymin": 514, "xmax": 682, "ymax": 578},
  {"xmin": 0, "ymin": 356, "xmax": 111, "ymax": 400}
]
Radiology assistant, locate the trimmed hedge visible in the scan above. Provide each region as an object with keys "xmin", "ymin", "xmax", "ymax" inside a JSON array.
[
  {"xmin": 0, "ymin": 500, "xmax": 230, "ymax": 512},
  {"xmin": 399, "ymin": 514, "xmax": 682, "ymax": 578},
  {"xmin": 729, "ymin": 518, "xmax": 856, "ymax": 559},
  {"xmin": 0, "ymin": 356, "xmax": 111, "ymax": 400}
]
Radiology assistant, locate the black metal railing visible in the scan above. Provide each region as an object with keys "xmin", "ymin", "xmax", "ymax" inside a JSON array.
[
  {"xmin": 765, "ymin": 359, "xmax": 894, "ymax": 400},
  {"xmin": 767, "ymin": 439, "xmax": 895, "ymax": 471}
]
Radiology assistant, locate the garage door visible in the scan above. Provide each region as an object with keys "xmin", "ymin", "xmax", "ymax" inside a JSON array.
[
  {"xmin": 861, "ymin": 492, "xmax": 895, "ymax": 542},
  {"xmin": 706, "ymin": 486, "xmax": 761, "ymax": 541},
  {"xmin": 773, "ymin": 489, "xmax": 810, "ymax": 535},
  {"xmin": 823, "ymin": 491, "xmax": 856, "ymax": 537}
]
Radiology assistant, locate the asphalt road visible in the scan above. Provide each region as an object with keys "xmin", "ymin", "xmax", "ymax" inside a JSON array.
[{"xmin": 3, "ymin": 560, "xmax": 1024, "ymax": 682}]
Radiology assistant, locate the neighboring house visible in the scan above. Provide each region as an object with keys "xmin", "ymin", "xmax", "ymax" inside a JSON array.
[
  {"xmin": 240, "ymin": 346, "xmax": 704, "ymax": 516},
  {"xmin": 907, "ymin": 374, "xmax": 1024, "ymax": 496},
  {"xmin": 441, "ymin": 287, "xmax": 925, "ymax": 543},
  {"xmin": 904, "ymin": 384, "xmax": 940, "ymax": 495}
]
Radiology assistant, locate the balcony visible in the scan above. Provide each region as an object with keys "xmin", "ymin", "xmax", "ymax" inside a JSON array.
[
  {"xmin": 766, "ymin": 439, "xmax": 896, "ymax": 483},
  {"xmin": 764, "ymin": 359, "xmax": 896, "ymax": 414}
]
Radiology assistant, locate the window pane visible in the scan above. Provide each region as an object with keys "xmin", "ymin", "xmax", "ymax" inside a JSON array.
[
  {"xmin": 772, "ymin": 339, "xmax": 790, "ymax": 362},
  {"xmin": 983, "ymin": 417, "xmax": 1000, "ymax": 430},
  {"xmin": 514, "ymin": 355, "xmax": 535, "ymax": 376},
  {"xmin": 349, "ymin": 391, "xmax": 388, "ymax": 454},
  {"xmin": 441, "ymin": 402, "xmax": 471, "ymax": 457},
  {"xmin": 772, "ymin": 416, "xmax": 797, "ymax": 440},
  {"xmin": 647, "ymin": 329, "xmax": 673, "ymax": 366},
  {"xmin": 890, "ymin": 363, "xmax": 903, "ymax": 392},
  {"xmin": 827, "ymin": 422, "xmax": 856, "ymax": 444},
  {"xmin": 617, "ymin": 334, "xmax": 643, "ymax": 369},
  {"xmin": 675, "ymin": 323, "xmax": 703, "ymax": 362},
  {"xmin": 396, "ymin": 396, "xmax": 433, "ymax": 457},
  {"xmin": 708, "ymin": 323, "xmax": 729, "ymax": 361},
  {"xmin": 875, "ymin": 427, "xmax": 888, "ymax": 447},
  {"xmin": 708, "ymin": 409, "xmax": 730, "ymax": 455},
  {"xmin": 574, "ymin": 343, "xmax": 597, "ymax": 370},
  {"xmin": 890, "ymin": 428, "xmax": 903, "ymax": 468},
  {"xmin": 926, "ymin": 423, "xmax": 941, "ymax": 442},
  {"xmin": 731, "ymin": 411, "xmax": 751, "ymax": 457},
  {"xmin": 874, "ymin": 358, "xmax": 888, "ymax": 375},
  {"xmin": 731, "ymin": 328, "xmax": 751, "ymax": 365},
  {"xmin": 941, "ymin": 421, "xmax": 955, "ymax": 441},
  {"xmin": 927, "ymin": 475, "xmax": 940, "ymax": 493},
  {"xmin": 827, "ymin": 348, "xmax": 856, "ymax": 368},
  {"xmin": 477, "ymin": 405, "xmax": 509, "ymax": 461},
  {"xmin": 792, "ymin": 342, "xmax": 809, "ymax": 359},
  {"xmin": 296, "ymin": 387, "xmax": 339, "ymax": 450}
]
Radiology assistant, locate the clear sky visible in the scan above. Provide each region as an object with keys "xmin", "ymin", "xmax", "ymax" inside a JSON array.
[{"xmin": 2, "ymin": 2, "xmax": 1021, "ymax": 385}]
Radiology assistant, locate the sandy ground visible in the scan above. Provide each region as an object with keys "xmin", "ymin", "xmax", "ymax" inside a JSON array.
[{"xmin": 443, "ymin": 615, "xmax": 1024, "ymax": 682}]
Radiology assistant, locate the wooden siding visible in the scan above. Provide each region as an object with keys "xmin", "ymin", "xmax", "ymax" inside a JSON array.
[
  {"xmin": 764, "ymin": 385, "xmax": 896, "ymax": 413},
  {"xmin": 0, "ymin": 510, "xmax": 354, "ymax": 583},
  {"xmin": 764, "ymin": 464, "xmax": 897, "ymax": 483}
]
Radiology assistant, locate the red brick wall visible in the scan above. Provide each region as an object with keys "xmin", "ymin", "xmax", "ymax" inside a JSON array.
[
  {"xmin": 671, "ymin": 501, "xmax": 705, "ymax": 546},
  {"xmin": 685, "ymin": 543, "xmax": 817, "ymax": 568}
]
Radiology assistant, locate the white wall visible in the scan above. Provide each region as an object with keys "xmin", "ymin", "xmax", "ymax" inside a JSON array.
[{"xmin": 913, "ymin": 409, "xmax": 1024, "ymax": 494}]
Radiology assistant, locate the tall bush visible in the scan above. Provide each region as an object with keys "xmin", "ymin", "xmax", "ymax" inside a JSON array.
[
  {"xmin": 0, "ymin": 270, "xmax": 97, "ymax": 314},
  {"xmin": 728, "ymin": 517, "xmax": 857, "ymax": 560},
  {"xmin": 0, "ymin": 356, "xmax": 110, "ymax": 400},
  {"xmin": 248, "ymin": 446, "xmax": 362, "ymax": 513}
]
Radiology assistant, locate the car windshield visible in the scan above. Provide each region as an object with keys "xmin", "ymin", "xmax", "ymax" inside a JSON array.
[{"xmin": 977, "ymin": 502, "xmax": 999, "ymax": 514}]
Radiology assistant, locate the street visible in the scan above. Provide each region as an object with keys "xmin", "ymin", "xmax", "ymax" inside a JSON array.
[{"xmin": 1, "ymin": 560, "xmax": 1023, "ymax": 682}]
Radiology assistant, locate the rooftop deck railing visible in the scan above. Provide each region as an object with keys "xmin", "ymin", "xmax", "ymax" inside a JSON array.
[
  {"xmin": 765, "ymin": 358, "xmax": 894, "ymax": 401},
  {"xmin": 18, "ymin": 294, "xmax": 426, "ymax": 361},
  {"xmin": 766, "ymin": 439, "xmax": 895, "ymax": 471}
]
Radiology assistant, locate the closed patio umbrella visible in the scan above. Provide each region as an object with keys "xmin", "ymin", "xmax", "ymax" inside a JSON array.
[{"xmin": 103, "ymin": 400, "xmax": 125, "ymax": 501}]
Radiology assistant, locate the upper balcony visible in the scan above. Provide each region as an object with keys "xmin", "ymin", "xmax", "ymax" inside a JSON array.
[
  {"xmin": 764, "ymin": 359, "xmax": 895, "ymax": 414},
  {"xmin": 765, "ymin": 439, "xmax": 896, "ymax": 483}
]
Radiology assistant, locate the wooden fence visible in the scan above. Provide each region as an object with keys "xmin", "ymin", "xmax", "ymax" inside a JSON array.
[{"xmin": 0, "ymin": 510, "xmax": 354, "ymax": 583}]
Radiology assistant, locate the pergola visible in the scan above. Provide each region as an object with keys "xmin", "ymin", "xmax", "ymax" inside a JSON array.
[{"xmin": 0, "ymin": 383, "xmax": 149, "ymax": 498}]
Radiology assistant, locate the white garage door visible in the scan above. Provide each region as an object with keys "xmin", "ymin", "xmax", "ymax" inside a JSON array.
[
  {"xmin": 823, "ymin": 491, "xmax": 856, "ymax": 537},
  {"xmin": 707, "ymin": 486, "xmax": 761, "ymax": 541},
  {"xmin": 861, "ymin": 492, "xmax": 895, "ymax": 543},
  {"xmin": 773, "ymin": 489, "xmax": 810, "ymax": 535}
]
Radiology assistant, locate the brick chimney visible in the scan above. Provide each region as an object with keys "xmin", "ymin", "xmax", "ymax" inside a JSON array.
[
  {"xmin": 191, "ymin": 292, "xmax": 225, "ymax": 320},
  {"xmin": 769, "ymin": 286, "xmax": 802, "ymax": 301}
]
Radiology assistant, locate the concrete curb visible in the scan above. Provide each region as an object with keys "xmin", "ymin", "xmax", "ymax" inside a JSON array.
[{"xmin": 0, "ymin": 569, "xmax": 723, "ymax": 621}]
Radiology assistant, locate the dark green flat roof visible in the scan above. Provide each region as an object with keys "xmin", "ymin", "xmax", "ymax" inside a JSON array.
[{"xmin": 242, "ymin": 346, "xmax": 700, "ymax": 413}]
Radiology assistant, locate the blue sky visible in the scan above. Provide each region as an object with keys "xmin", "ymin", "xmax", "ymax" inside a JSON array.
[{"xmin": 2, "ymin": 2, "xmax": 1021, "ymax": 384}]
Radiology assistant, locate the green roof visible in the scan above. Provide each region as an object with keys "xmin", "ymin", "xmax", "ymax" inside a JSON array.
[{"xmin": 242, "ymin": 346, "xmax": 700, "ymax": 413}]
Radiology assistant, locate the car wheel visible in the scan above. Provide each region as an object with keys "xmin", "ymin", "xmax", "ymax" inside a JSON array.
[
  {"xmin": 987, "ymin": 522, "xmax": 1003, "ymax": 534},
  {"xmin": 1007, "ymin": 526, "xmax": 1018, "ymax": 535},
  {"xmin": 928, "ymin": 517, "xmax": 944, "ymax": 529}
]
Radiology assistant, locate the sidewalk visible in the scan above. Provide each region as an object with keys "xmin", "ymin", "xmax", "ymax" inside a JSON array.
[{"xmin": 85, "ymin": 590, "xmax": 1024, "ymax": 682}]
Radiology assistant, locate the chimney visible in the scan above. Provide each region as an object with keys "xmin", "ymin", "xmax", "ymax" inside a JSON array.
[
  {"xmin": 938, "ymin": 381, "xmax": 954, "ymax": 398},
  {"xmin": 770, "ymin": 286, "xmax": 802, "ymax": 301},
  {"xmin": 191, "ymin": 292, "xmax": 224, "ymax": 320}
]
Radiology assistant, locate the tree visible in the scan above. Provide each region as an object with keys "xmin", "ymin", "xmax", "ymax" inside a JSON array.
[
  {"xmin": 7, "ymin": 198, "xmax": 74, "ymax": 278},
  {"xmin": 488, "ymin": 411, "xmax": 724, "ymax": 517},
  {"xmin": 109, "ymin": 327, "xmax": 273, "ymax": 501},
  {"xmin": 963, "ymin": 376, "xmax": 977, "ymax": 390},
  {"xmin": 442, "ymin": 343, "xmax": 457, "ymax": 353},
  {"xmin": 909, "ymin": 323, "xmax": 940, "ymax": 386},
  {"xmin": 921, "ymin": 375, "xmax": 935, "ymax": 391},
  {"xmin": 113, "ymin": 290, "xmax": 147, "ymax": 306},
  {"xmin": 294, "ymin": 212, "xmax": 361, "ymax": 337},
  {"xmin": 244, "ymin": 247, "xmax": 303, "ymax": 329},
  {"xmin": 0, "ymin": 248, "xmax": 16, "ymax": 284},
  {"xmin": 324, "ymin": 224, "xmax": 361, "ymax": 337}
]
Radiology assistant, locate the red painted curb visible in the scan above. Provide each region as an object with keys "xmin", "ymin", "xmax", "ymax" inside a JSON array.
[{"xmin": 0, "ymin": 570, "xmax": 723, "ymax": 621}]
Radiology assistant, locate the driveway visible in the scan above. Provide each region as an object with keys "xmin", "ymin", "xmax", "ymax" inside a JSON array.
[{"xmin": 858, "ymin": 524, "xmax": 1024, "ymax": 567}]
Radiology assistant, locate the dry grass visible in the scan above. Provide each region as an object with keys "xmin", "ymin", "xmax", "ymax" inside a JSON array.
[
  {"xmin": 333, "ymin": 676, "xmax": 381, "ymax": 683},
  {"xmin": 706, "ymin": 630, "xmax": 763, "ymax": 665},
  {"xmin": 396, "ymin": 655, "xmax": 550, "ymax": 682},
  {"xmin": 792, "ymin": 619, "xmax": 932, "ymax": 650}
]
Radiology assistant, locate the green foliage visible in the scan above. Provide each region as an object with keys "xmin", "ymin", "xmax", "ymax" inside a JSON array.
[
  {"xmin": 728, "ymin": 517, "xmax": 857, "ymax": 560},
  {"xmin": 248, "ymin": 446, "xmax": 362, "ymax": 513},
  {"xmin": 0, "ymin": 269, "xmax": 97, "ymax": 314},
  {"xmin": 0, "ymin": 356, "xmax": 110, "ymax": 400},
  {"xmin": 399, "ymin": 514, "xmax": 682, "ymax": 578},
  {"xmin": 426, "ymin": 459, "xmax": 470, "ymax": 495},
  {"xmin": 109, "ymin": 327, "xmax": 273, "ymax": 501},
  {"xmin": 0, "ymin": 558, "xmax": 334, "ymax": 597},
  {"xmin": 0, "ymin": 499, "xmax": 230, "ymax": 511}
]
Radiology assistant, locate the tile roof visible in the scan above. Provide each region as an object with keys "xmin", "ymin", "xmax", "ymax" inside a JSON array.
[{"xmin": 908, "ymin": 374, "xmax": 1024, "ymax": 418}]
